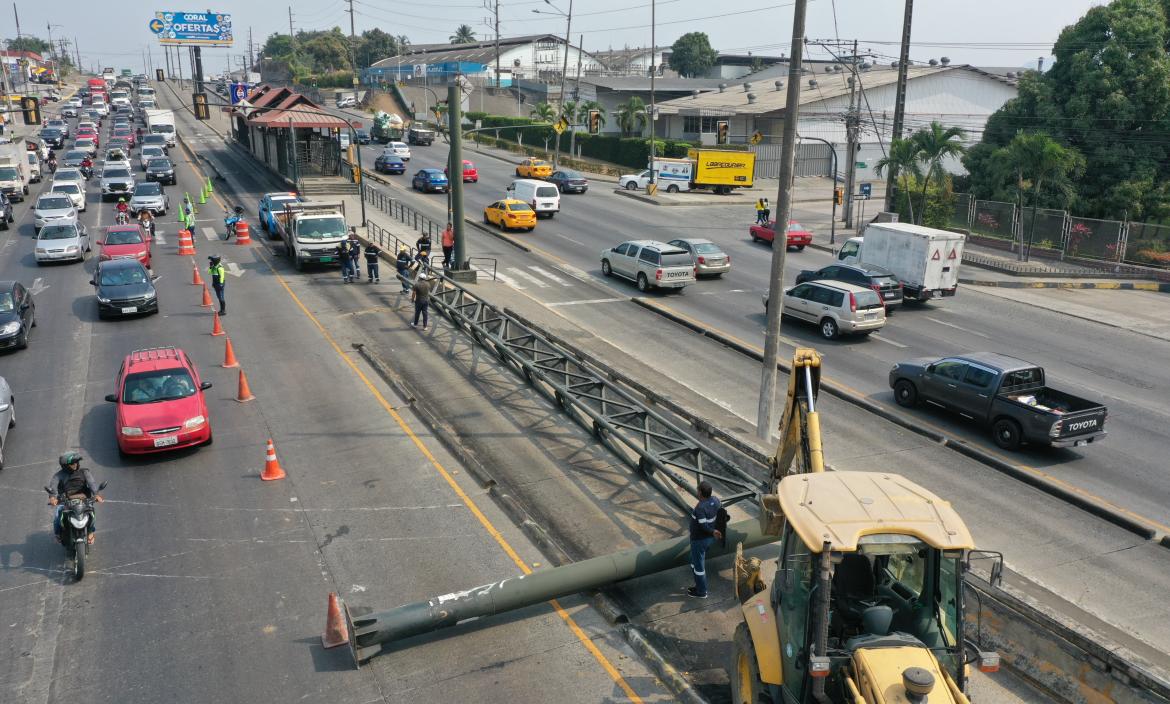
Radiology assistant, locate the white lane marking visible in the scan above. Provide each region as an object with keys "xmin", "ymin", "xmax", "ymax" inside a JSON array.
[
  {"xmin": 529, "ymin": 265, "xmax": 572, "ymax": 287},
  {"xmin": 153, "ymin": 231, "xmax": 166, "ymax": 245},
  {"xmin": 200, "ymin": 226, "xmax": 218, "ymax": 241},
  {"xmin": 869, "ymin": 333, "xmax": 909, "ymax": 348},
  {"xmin": 508, "ymin": 267, "xmax": 551, "ymax": 288},
  {"xmin": 475, "ymin": 266, "xmax": 524, "ymax": 289},
  {"xmin": 225, "ymin": 262, "xmax": 245, "ymax": 277},
  {"xmin": 555, "ymin": 233, "xmax": 587, "ymax": 247},
  {"xmin": 547, "ymin": 297, "xmax": 626, "ymax": 308},
  {"xmin": 29, "ymin": 277, "xmax": 50, "ymax": 295},
  {"xmin": 925, "ymin": 316, "xmax": 990, "ymax": 338}
]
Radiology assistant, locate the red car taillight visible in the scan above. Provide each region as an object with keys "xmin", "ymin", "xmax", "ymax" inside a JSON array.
[
  {"xmin": 871, "ymin": 284, "xmax": 883, "ymax": 298},
  {"xmin": 849, "ymin": 292, "xmax": 857, "ymax": 312},
  {"xmin": 697, "ymin": 256, "xmax": 707, "ymax": 264},
  {"xmin": 656, "ymin": 268, "xmax": 663, "ymax": 281}
]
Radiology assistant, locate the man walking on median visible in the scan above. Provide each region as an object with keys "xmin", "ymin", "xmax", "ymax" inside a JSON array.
[
  {"xmin": 411, "ymin": 271, "xmax": 431, "ymax": 330},
  {"xmin": 687, "ymin": 480, "xmax": 722, "ymax": 598},
  {"xmin": 441, "ymin": 222, "xmax": 455, "ymax": 269},
  {"xmin": 396, "ymin": 245, "xmax": 412, "ymax": 293},
  {"xmin": 364, "ymin": 241, "xmax": 381, "ymax": 283}
]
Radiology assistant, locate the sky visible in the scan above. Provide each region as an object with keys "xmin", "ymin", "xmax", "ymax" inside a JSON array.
[{"xmin": 5, "ymin": 0, "xmax": 1110, "ymax": 76}]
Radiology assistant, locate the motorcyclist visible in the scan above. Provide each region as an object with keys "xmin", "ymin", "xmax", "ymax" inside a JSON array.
[
  {"xmin": 46, "ymin": 151, "xmax": 58, "ymax": 173},
  {"xmin": 116, "ymin": 197, "xmax": 130, "ymax": 224},
  {"xmin": 80, "ymin": 155, "xmax": 94, "ymax": 179},
  {"xmin": 49, "ymin": 452, "xmax": 104, "ymax": 545},
  {"xmin": 223, "ymin": 205, "xmax": 244, "ymax": 240},
  {"xmin": 138, "ymin": 208, "xmax": 155, "ymax": 237}
]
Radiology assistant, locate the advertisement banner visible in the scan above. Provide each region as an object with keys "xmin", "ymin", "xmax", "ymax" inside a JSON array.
[{"xmin": 150, "ymin": 11, "xmax": 233, "ymax": 46}]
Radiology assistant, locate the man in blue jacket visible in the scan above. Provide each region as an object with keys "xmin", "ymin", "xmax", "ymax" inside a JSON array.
[{"xmin": 688, "ymin": 480, "xmax": 723, "ymax": 598}]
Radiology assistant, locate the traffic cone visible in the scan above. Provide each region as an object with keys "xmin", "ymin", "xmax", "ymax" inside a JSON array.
[
  {"xmin": 200, "ymin": 284, "xmax": 213, "ymax": 307},
  {"xmin": 260, "ymin": 438, "xmax": 285, "ymax": 480},
  {"xmin": 198, "ymin": 189, "xmax": 206, "ymax": 205},
  {"xmin": 191, "ymin": 263, "xmax": 203, "ymax": 285},
  {"xmin": 210, "ymin": 311, "xmax": 224, "ymax": 336},
  {"xmin": 206, "ymin": 176, "xmax": 214, "ymax": 194},
  {"xmin": 322, "ymin": 592, "xmax": 349, "ymax": 649},
  {"xmin": 236, "ymin": 368, "xmax": 256, "ymax": 402},
  {"xmin": 222, "ymin": 337, "xmax": 239, "ymax": 368},
  {"xmin": 235, "ymin": 220, "xmax": 252, "ymax": 245}
]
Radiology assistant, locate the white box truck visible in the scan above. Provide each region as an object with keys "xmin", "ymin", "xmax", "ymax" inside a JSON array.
[
  {"xmin": 619, "ymin": 158, "xmax": 694, "ymax": 193},
  {"xmin": 273, "ymin": 200, "xmax": 349, "ymax": 271},
  {"xmin": 0, "ymin": 144, "xmax": 30, "ymax": 202},
  {"xmin": 836, "ymin": 222, "xmax": 965, "ymax": 301},
  {"xmin": 145, "ymin": 109, "xmax": 177, "ymax": 147}
]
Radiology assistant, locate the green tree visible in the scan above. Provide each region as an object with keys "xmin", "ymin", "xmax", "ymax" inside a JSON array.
[
  {"xmin": 529, "ymin": 102, "xmax": 556, "ymax": 121},
  {"xmin": 668, "ymin": 32, "xmax": 718, "ymax": 78},
  {"xmin": 911, "ymin": 121, "xmax": 967, "ymax": 224},
  {"xmin": 992, "ymin": 132, "xmax": 1085, "ymax": 255},
  {"xmin": 450, "ymin": 25, "xmax": 476, "ymax": 44},
  {"xmin": 357, "ymin": 29, "xmax": 399, "ymax": 68},
  {"xmin": 874, "ymin": 137, "xmax": 924, "ymax": 225},
  {"xmin": 6, "ymin": 36, "xmax": 51, "ymax": 55},
  {"xmin": 616, "ymin": 96, "xmax": 647, "ymax": 136}
]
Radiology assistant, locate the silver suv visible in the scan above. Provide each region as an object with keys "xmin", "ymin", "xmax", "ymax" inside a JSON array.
[
  {"xmin": 100, "ymin": 166, "xmax": 136, "ymax": 201},
  {"xmin": 601, "ymin": 240, "xmax": 696, "ymax": 292},
  {"xmin": 129, "ymin": 182, "xmax": 169, "ymax": 215},
  {"xmin": 767, "ymin": 280, "xmax": 887, "ymax": 339}
]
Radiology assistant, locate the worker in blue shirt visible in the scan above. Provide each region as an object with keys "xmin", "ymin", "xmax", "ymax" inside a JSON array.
[{"xmin": 687, "ymin": 480, "xmax": 723, "ymax": 598}]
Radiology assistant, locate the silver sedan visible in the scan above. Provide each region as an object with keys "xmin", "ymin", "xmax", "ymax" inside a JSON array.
[
  {"xmin": 0, "ymin": 376, "xmax": 13, "ymax": 471},
  {"xmin": 666, "ymin": 237, "xmax": 732, "ymax": 277},
  {"xmin": 35, "ymin": 221, "xmax": 91, "ymax": 264}
]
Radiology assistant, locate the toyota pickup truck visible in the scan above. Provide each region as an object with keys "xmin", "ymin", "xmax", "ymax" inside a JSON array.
[{"xmin": 889, "ymin": 352, "xmax": 1107, "ymax": 450}]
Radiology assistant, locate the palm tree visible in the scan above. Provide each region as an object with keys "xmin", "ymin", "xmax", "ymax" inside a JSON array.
[
  {"xmin": 450, "ymin": 25, "xmax": 476, "ymax": 44},
  {"xmin": 529, "ymin": 102, "xmax": 556, "ymax": 122},
  {"xmin": 616, "ymin": 96, "xmax": 647, "ymax": 137},
  {"xmin": 561, "ymin": 100, "xmax": 578, "ymax": 125},
  {"xmin": 577, "ymin": 100, "xmax": 606, "ymax": 129},
  {"xmin": 911, "ymin": 121, "xmax": 967, "ymax": 224},
  {"xmin": 873, "ymin": 137, "xmax": 923, "ymax": 225},
  {"xmin": 994, "ymin": 132, "xmax": 1084, "ymax": 259}
]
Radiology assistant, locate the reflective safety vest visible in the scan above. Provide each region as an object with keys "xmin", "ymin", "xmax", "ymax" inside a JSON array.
[{"xmin": 208, "ymin": 263, "xmax": 226, "ymax": 286}]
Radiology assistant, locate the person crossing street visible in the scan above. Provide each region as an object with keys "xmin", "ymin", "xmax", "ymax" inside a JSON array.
[{"xmin": 208, "ymin": 255, "xmax": 227, "ymax": 315}]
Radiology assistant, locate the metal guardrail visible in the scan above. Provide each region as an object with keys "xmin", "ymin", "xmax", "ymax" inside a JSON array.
[{"xmin": 423, "ymin": 274, "xmax": 766, "ymax": 510}]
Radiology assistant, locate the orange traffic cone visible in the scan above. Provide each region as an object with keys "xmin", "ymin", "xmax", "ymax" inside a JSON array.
[
  {"xmin": 322, "ymin": 592, "xmax": 349, "ymax": 648},
  {"xmin": 191, "ymin": 263, "xmax": 204, "ymax": 285},
  {"xmin": 235, "ymin": 220, "xmax": 252, "ymax": 245},
  {"xmin": 177, "ymin": 229, "xmax": 196, "ymax": 256},
  {"xmin": 200, "ymin": 284, "xmax": 213, "ymax": 307},
  {"xmin": 260, "ymin": 438, "xmax": 286, "ymax": 481},
  {"xmin": 210, "ymin": 311, "xmax": 225, "ymax": 336},
  {"xmin": 222, "ymin": 337, "xmax": 239, "ymax": 368},
  {"xmin": 236, "ymin": 368, "xmax": 256, "ymax": 402}
]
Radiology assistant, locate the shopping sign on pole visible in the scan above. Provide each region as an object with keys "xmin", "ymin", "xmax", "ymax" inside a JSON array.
[{"xmin": 149, "ymin": 11, "xmax": 234, "ymax": 46}]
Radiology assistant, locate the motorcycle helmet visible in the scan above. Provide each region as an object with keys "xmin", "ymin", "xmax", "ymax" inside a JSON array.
[
  {"xmin": 118, "ymin": 197, "xmax": 126, "ymax": 203},
  {"xmin": 59, "ymin": 452, "xmax": 82, "ymax": 469}
]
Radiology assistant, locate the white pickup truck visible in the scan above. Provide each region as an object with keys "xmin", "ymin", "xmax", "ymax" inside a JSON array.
[
  {"xmin": 837, "ymin": 222, "xmax": 965, "ymax": 302},
  {"xmin": 273, "ymin": 201, "xmax": 349, "ymax": 271}
]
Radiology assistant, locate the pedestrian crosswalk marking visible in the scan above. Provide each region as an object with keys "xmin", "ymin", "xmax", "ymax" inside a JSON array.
[
  {"xmin": 201, "ymin": 227, "xmax": 218, "ymax": 241},
  {"xmin": 528, "ymin": 265, "xmax": 572, "ymax": 287},
  {"xmin": 476, "ymin": 266, "xmax": 524, "ymax": 289},
  {"xmin": 508, "ymin": 268, "xmax": 550, "ymax": 288}
]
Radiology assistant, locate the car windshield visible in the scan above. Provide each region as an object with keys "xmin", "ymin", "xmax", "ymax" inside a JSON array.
[
  {"xmin": 104, "ymin": 168, "xmax": 131, "ymax": 178},
  {"xmin": 39, "ymin": 224, "xmax": 79, "ymax": 240},
  {"xmin": 152, "ymin": 125, "xmax": 175, "ymax": 134},
  {"xmin": 661, "ymin": 252, "xmax": 694, "ymax": 267},
  {"xmin": 142, "ymin": 148, "xmax": 163, "ymax": 158},
  {"xmin": 75, "ymin": 139, "xmax": 94, "ymax": 146},
  {"xmin": 693, "ymin": 243, "xmax": 722, "ymax": 254},
  {"xmin": 0, "ymin": 167, "xmax": 18, "ymax": 180},
  {"xmin": 297, "ymin": 216, "xmax": 346, "ymax": 240},
  {"xmin": 101, "ymin": 265, "xmax": 149, "ymax": 286},
  {"xmin": 41, "ymin": 129, "xmax": 61, "ymax": 137},
  {"xmin": 507, "ymin": 203, "xmax": 533, "ymax": 212},
  {"xmin": 38, "ymin": 196, "xmax": 73, "ymax": 210},
  {"xmin": 105, "ymin": 229, "xmax": 143, "ymax": 245},
  {"xmin": 148, "ymin": 159, "xmax": 173, "ymax": 170},
  {"xmin": 0, "ymin": 293, "xmax": 13, "ymax": 312},
  {"xmin": 134, "ymin": 183, "xmax": 162, "ymax": 196},
  {"xmin": 53, "ymin": 184, "xmax": 80, "ymax": 195},
  {"xmin": 121, "ymin": 368, "xmax": 196, "ymax": 404}
]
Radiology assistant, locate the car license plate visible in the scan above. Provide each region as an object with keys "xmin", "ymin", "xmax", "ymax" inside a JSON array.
[
  {"xmin": 320, "ymin": 256, "xmax": 334, "ymax": 262},
  {"xmin": 884, "ymin": 292, "xmax": 896, "ymax": 299},
  {"xmin": 864, "ymin": 313, "xmax": 876, "ymax": 320},
  {"xmin": 153, "ymin": 436, "xmax": 178, "ymax": 448},
  {"xmin": 121, "ymin": 306, "xmax": 137, "ymax": 314}
]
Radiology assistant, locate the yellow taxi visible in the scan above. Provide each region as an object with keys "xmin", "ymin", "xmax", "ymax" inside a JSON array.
[
  {"xmin": 515, "ymin": 158, "xmax": 552, "ymax": 179},
  {"xmin": 484, "ymin": 199, "xmax": 537, "ymax": 232}
]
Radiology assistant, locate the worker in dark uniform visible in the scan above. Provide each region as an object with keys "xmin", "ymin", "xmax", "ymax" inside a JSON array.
[
  {"xmin": 364, "ymin": 241, "xmax": 381, "ymax": 283},
  {"xmin": 208, "ymin": 254, "xmax": 227, "ymax": 315}
]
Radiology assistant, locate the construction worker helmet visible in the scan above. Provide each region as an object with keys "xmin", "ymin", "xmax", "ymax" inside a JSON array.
[
  {"xmin": 59, "ymin": 452, "xmax": 82, "ymax": 469},
  {"xmin": 208, "ymin": 254, "xmax": 221, "ymax": 264}
]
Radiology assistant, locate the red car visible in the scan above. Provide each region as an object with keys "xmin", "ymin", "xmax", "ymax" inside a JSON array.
[
  {"xmin": 445, "ymin": 159, "xmax": 479, "ymax": 183},
  {"xmin": 76, "ymin": 128, "xmax": 99, "ymax": 147},
  {"xmin": 106, "ymin": 347, "xmax": 213, "ymax": 455},
  {"xmin": 112, "ymin": 128, "xmax": 136, "ymax": 147},
  {"xmin": 749, "ymin": 220, "xmax": 813, "ymax": 251},
  {"xmin": 99, "ymin": 224, "xmax": 153, "ymax": 268}
]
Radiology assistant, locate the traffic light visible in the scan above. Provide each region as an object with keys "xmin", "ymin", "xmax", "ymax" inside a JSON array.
[
  {"xmin": 588, "ymin": 109, "xmax": 600, "ymax": 135},
  {"xmin": 193, "ymin": 93, "xmax": 210, "ymax": 121},
  {"xmin": 834, "ymin": 188, "xmax": 844, "ymax": 206},
  {"xmin": 156, "ymin": 68, "xmax": 165, "ymax": 82},
  {"xmin": 716, "ymin": 120, "xmax": 729, "ymax": 145},
  {"xmin": 20, "ymin": 96, "xmax": 40, "ymax": 125}
]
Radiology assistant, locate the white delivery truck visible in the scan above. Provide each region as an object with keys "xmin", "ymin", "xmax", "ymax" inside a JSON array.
[
  {"xmin": 273, "ymin": 200, "xmax": 350, "ymax": 271},
  {"xmin": 144, "ymin": 109, "xmax": 177, "ymax": 147},
  {"xmin": 836, "ymin": 222, "xmax": 966, "ymax": 301},
  {"xmin": 618, "ymin": 158, "xmax": 694, "ymax": 193},
  {"xmin": 0, "ymin": 144, "xmax": 30, "ymax": 201}
]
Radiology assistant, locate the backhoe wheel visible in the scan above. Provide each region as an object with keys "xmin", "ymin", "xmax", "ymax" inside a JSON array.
[{"xmin": 731, "ymin": 623, "xmax": 774, "ymax": 704}]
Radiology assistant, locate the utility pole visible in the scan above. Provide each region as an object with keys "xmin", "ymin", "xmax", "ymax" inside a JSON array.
[
  {"xmin": 648, "ymin": 0, "xmax": 656, "ymax": 185},
  {"xmin": 289, "ymin": 7, "xmax": 297, "ymax": 66},
  {"xmin": 552, "ymin": 0, "xmax": 573, "ymax": 169},
  {"xmin": 248, "ymin": 27, "xmax": 254, "ymax": 75},
  {"xmin": 345, "ymin": 0, "xmax": 358, "ymax": 89},
  {"xmin": 885, "ymin": 0, "xmax": 913, "ymax": 214},
  {"xmin": 74, "ymin": 36, "xmax": 81, "ymax": 72},
  {"xmin": 756, "ymin": 0, "xmax": 808, "ymax": 442},
  {"xmin": 569, "ymin": 32, "xmax": 583, "ymax": 158},
  {"xmin": 45, "ymin": 23, "xmax": 56, "ymax": 72},
  {"xmin": 842, "ymin": 39, "xmax": 860, "ymax": 229},
  {"xmin": 13, "ymin": 3, "xmax": 25, "ymax": 93},
  {"xmin": 164, "ymin": 44, "xmax": 172, "ymax": 79}
]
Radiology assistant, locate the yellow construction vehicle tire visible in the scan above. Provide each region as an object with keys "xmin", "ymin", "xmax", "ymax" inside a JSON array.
[{"xmin": 731, "ymin": 622, "xmax": 774, "ymax": 704}]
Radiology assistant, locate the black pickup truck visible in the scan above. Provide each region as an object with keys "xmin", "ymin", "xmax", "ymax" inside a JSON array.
[{"xmin": 888, "ymin": 352, "xmax": 1107, "ymax": 450}]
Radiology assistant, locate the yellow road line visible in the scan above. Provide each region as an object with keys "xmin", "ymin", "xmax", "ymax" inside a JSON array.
[{"xmin": 645, "ymin": 298, "xmax": 1170, "ymax": 537}]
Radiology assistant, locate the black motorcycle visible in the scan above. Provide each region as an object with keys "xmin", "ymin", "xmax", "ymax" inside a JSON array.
[{"xmin": 45, "ymin": 482, "xmax": 106, "ymax": 580}]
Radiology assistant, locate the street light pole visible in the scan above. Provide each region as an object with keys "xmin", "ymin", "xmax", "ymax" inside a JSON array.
[
  {"xmin": 799, "ymin": 135, "xmax": 839, "ymax": 245},
  {"xmin": 534, "ymin": 0, "xmax": 572, "ymax": 169},
  {"xmin": 648, "ymin": 0, "xmax": 656, "ymax": 186}
]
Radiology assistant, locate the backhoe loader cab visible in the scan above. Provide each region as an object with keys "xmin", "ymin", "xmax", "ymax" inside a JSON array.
[{"xmin": 733, "ymin": 471, "xmax": 998, "ymax": 704}]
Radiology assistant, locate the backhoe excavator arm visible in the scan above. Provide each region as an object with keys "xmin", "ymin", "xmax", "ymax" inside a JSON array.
[{"xmin": 759, "ymin": 348, "xmax": 823, "ymax": 536}]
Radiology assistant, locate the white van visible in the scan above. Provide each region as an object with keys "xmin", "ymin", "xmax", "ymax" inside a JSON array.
[{"xmin": 508, "ymin": 178, "xmax": 560, "ymax": 218}]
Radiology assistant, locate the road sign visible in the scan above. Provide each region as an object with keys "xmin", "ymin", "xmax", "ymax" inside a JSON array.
[
  {"xmin": 151, "ymin": 11, "xmax": 233, "ymax": 46},
  {"xmin": 859, "ymin": 182, "xmax": 872, "ymax": 198},
  {"xmin": 750, "ymin": 131, "xmax": 763, "ymax": 145},
  {"xmin": 553, "ymin": 117, "xmax": 569, "ymax": 135},
  {"xmin": 855, "ymin": 161, "xmax": 867, "ymax": 168},
  {"xmin": 229, "ymin": 82, "xmax": 249, "ymax": 104}
]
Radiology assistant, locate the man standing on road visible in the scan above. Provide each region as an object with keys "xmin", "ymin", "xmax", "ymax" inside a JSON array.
[
  {"xmin": 364, "ymin": 241, "xmax": 381, "ymax": 283},
  {"xmin": 687, "ymin": 480, "xmax": 722, "ymax": 598},
  {"xmin": 337, "ymin": 237, "xmax": 356, "ymax": 283},
  {"xmin": 441, "ymin": 222, "xmax": 455, "ymax": 269},
  {"xmin": 396, "ymin": 245, "xmax": 412, "ymax": 293},
  {"xmin": 411, "ymin": 272, "xmax": 431, "ymax": 330},
  {"xmin": 208, "ymin": 255, "xmax": 227, "ymax": 315},
  {"xmin": 347, "ymin": 228, "xmax": 363, "ymax": 280}
]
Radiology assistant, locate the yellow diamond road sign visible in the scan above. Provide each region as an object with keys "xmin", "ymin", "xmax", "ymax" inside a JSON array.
[
  {"xmin": 750, "ymin": 131, "xmax": 763, "ymax": 145},
  {"xmin": 553, "ymin": 117, "xmax": 568, "ymax": 135}
]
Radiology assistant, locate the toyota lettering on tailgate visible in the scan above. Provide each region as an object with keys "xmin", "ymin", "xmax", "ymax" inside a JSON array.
[{"xmin": 1067, "ymin": 418, "xmax": 1099, "ymax": 433}]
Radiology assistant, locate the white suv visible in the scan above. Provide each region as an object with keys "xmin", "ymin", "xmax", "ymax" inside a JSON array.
[
  {"xmin": 767, "ymin": 280, "xmax": 887, "ymax": 340},
  {"xmin": 601, "ymin": 240, "xmax": 696, "ymax": 292}
]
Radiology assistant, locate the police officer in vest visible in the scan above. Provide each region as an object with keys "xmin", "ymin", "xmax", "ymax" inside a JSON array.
[{"xmin": 208, "ymin": 255, "xmax": 227, "ymax": 315}]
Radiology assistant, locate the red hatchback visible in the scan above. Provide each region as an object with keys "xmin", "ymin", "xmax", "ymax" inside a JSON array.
[
  {"xmin": 106, "ymin": 347, "xmax": 213, "ymax": 455},
  {"xmin": 445, "ymin": 159, "xmax": 479, "ymax": 183},
  {"xmin": 749, "ymin": 220, "xmax": 813, "ymax": 251},
  {"xmin": 99, "ymin": 225, "xmax": 152, "ymax": 268},
  {"xmin": 76, "ymin": 128, "xmax": 99, "ymax": 147}
]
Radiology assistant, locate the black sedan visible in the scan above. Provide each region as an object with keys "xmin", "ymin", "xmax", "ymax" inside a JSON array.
[
  {"xmin": 375, "ymin": 154, "xmax": 406, "ymax": 174},
  {"xmin": 0, "ymin": 280, "xmax": 35, "ymax": 351},
  {"xmin": 548, "ymin": 169, "xmax": 589, "ymax": 194},
  {"xmin": 40, "ymin": 127, "xmax": 66, "ymax": 149},
  {"xmin": 90, "ymin": 259, "xmax": 159, "ymax": 319},
  {"xmin": 794, "ymin": 263, "xmax": 904, "ymax": 310},
  {"xmin": 145, "ymin": 158, "xmax": 176, "ymax": 185}
]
